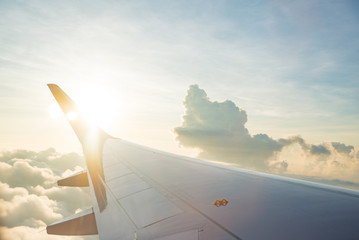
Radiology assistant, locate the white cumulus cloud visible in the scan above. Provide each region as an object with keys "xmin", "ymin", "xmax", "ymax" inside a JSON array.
[
  {"xmin": 0, "ymin": 149, "xmax": 96, "ymax": 240},
  {"xmin": 175, "ymin": 85, "xmax": 359, "ymax": 187}
]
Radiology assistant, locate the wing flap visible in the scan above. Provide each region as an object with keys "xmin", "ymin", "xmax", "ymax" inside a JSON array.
[
  {"xmin": 47, "ymin": 208, "xmax": 98, "ymax": 235},
  {"xmin": 57, "ymin": 171, "xmax": 89, "ymax": 187}
]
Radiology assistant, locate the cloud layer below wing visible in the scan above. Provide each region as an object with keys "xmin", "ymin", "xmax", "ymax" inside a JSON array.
[{"xmin": 0, "ymin": 149, "xmax": 97, "ymax": 240}]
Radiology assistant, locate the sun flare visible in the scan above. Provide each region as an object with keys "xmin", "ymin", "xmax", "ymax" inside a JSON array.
[
  {"xmin": 75, "ymin": 85, "xmax": 117, "ymax": 129},
  {"xmin": 48, "ymin": 84, "xmax": 118, "ymax": 130}
]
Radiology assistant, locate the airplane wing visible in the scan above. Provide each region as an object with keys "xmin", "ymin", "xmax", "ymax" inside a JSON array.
[{"xmin": 46, "ymin": 84, "xmax": 359, "ymax": 240}]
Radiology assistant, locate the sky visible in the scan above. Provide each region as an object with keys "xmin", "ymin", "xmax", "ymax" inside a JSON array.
[{"xmin": 1, "ymin": 0, "xmax": 359, "ymax": 239}]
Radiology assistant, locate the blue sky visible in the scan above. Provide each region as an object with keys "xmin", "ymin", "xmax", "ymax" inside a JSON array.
[{"xmin": 0, "ymin": 0, "xmax": 358, "ymax": 154}]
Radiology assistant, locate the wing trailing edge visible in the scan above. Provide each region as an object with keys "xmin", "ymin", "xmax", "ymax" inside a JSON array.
[
  {"xmin": 57, "ymin": 171, "xmax": 89, "ymax": 187},
  {"xmin": 46, "ymin": 208, "xmax": 98, "ymax": 235}
]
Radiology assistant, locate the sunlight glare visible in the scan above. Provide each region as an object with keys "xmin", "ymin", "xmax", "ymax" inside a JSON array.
[
  {"xmin": 67, "ymin": 111, "xmax": 77, "ymax": 121},
  {"xmin": 49, "ymin": 104, "xmax": 61, "ymax": 119},
  {"xmin": 75, "ymin": 85, "xmax": 117, "ymax": 129}
]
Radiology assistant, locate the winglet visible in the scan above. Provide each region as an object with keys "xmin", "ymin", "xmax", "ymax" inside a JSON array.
[
  {"xmin": 47, "ymin": 84, "xmax": 110, "ymax": 144},
  {"xmin": 48, "ymin": 84, "xmax": 109, "ymax": 211}
]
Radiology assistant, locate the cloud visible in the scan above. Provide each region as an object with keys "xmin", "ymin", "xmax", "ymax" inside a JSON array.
[
  {"xmin": 0, "ymin": 189, "xmax": 62, "ymax": 228},
  {"xmin": 0, "ymin": 148, "xmax": 86, "ymax": 174},
  {"xmin": 0, "ymin": 183, "xmax": 27, "ymax": 202},
  {"xmin": 0, "ymin": 149, "xmax": 95, "ymax": 240},
  {"xmin": 278, "ymin": 141, "xmax": 359, "ymax": 184},
  {"xmin": 331, "ymin": 142, "xmax": 354, "ymax": 155},
  {"xmin": 31, "ymin": 185, "xmax": 91, "ymax": 216},
  {"xmin": 175, "ymin": 85, "xmax": 288, "ymax": 170},
  {"xmin": 287, "ymin": 136, "xmax": 331, "ymax": 156},
  {"xmin": 0, "ymin": 160, "xmax": 58, "ymax": 188},
  {"xmin": 310, "ymin": 145, "xmax": 331, "ymax": 155},
  {"xmin": 175, "ymin": 85, "xmax": 359, "ymax": 184}
]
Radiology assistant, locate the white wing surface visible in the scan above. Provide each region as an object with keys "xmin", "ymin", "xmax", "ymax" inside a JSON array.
[{"xmin": 47, "ymin": 84, "xmax": 359, "ymax": 240}]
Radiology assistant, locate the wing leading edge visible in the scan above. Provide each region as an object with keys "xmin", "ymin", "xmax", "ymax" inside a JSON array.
[{"xmin": 47, "ymin": 84, "xmax": 359, "ymax": 240}]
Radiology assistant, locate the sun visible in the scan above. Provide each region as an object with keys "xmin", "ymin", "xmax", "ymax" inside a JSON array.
[
  {"xmin": 74, "ymin": 85, "xmax": 117, "ymax": 129},
  {"xmin": 48, "ymin": 84, "xmax": 119, "ymax": 131}
]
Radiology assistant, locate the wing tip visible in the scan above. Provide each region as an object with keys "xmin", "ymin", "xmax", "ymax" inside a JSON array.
[
  {"xmin": 47, "ymin": 83, "xmax": 113, "ymax": 140},
  {"xmin": 47, "ymin": 83, "xmax": 59, "ymax": 90}
]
